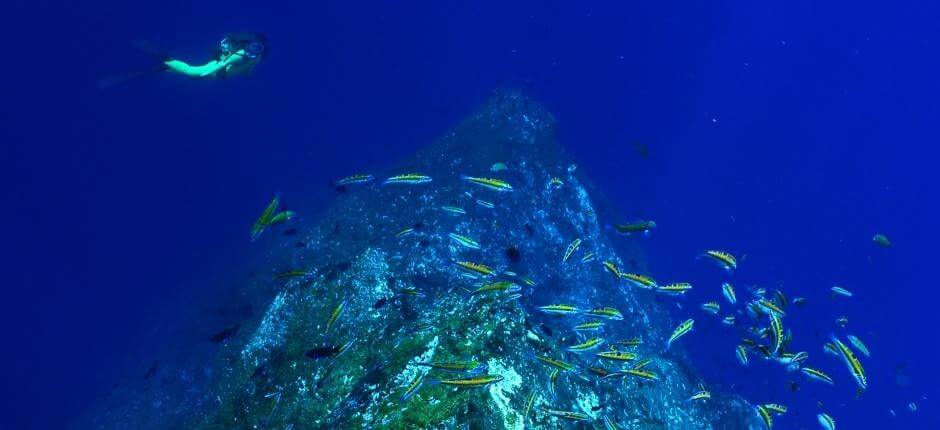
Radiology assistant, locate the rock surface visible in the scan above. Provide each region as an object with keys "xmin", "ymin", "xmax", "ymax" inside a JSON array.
[{"xmin": 77, "ymin": 90, "xmax": 761, "ymax": 430}]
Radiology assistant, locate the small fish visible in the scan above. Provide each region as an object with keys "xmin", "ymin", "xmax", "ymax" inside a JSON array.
[
  {"xmin": 528, "ymin": 353, "xmax": 577, "ymax": 372},
  {"xmin": 449, "ymin": 233, "xmax": 481, "ymax": 249},
  {"xmin": 567, "ymin": 337, "xmax": 605, "ymax": 353},
  {"xmin": 441, "ymin": 206, "xmax": 467, "ymax": 215},
  {"xmin": 395, "ymin": 228, "xmax": 415, "ymax": 238},
  {"xmin": 769, "ymin": 312, "xmax": 784, "ymax": 354},
  {"xmin": 701, "ymin": 302, "xmax": 720, "ymax": 314},
  {"xmin": 666, "ymin": 319, "xmax": 694, "ymax": 349},
  {"xmin": 603, "ymin": 261, "xmax": 624, "ymax": 279},
  {"xmin": 657, "ymin": 282, "xmax": 693, "ymax": 295},
  {"xmin": 802, "ymin": 367, "xmax": 834, "ymax": 385},
  {"xmin": 909, "ymin": 402, "xmax": 917, "ymax": 413},
  {"xmin": 722, "ymin": 283, "xmax": 737, "ymax": 304},
  {"xmin": 586, "ymin": 307, "xmax": 624, "ymax": 320},
  {"xmin": 872, "ymin": 233, "xmax": 892, "ymax": 248},
  {"xmin": 847, "ymin": 334, "xmax": 871, "ymax": 357},
  {"xmin": 792, "ymin": 297, "xmax": 807, "ymax": 306},
  {"xmin": 758, "ymin": 299, "xmax": 786, "ymax": 317},
  {"xmin": 602, "ymin": 414, "xmax": 619, "ymax": 430},
  {"xmin": 823, "ymin": 342, "xmax": 840, "ymax": 356},
  {"xmin": 469, "ymin": 281, "xmax": 520, "ymax": 296},
  {"xmin": 722, "ymin": 315, "xmax": 736, "ymax": 326},
  {"xmin": 563, "ymin": 238, "xmax": 582, "ymax": 263},
  {"xmin": 831, "ymin": 335, "xmax": 867, "ymax": 391},
  {"xmin": 454, "ymin": 261, "xmax": 495, "ymax": 277},
  {"xmin": 756, "ymin": 405, "xmax": 774, "ymax": 429},
  {"xmin": 538, "ymin": 304, "xmax": 580, "ymax": 315},
  {"xmin": 688, "ymin": 390, "xmax": 711, "ymax": 402},
  {"xmin": 328, "ymin": 339, "xmax": 354, "ymax": 363},
  {"xmin": 632, "ymin": 358, "xmax": 653, "ymax": 370},
  {"xmin": 581, "ymin": 252, "xmax": 596, "ymax": 263},
  {"xmin": 504, "ymin": 293, "xmax": 523, "ymax": 301},
  {"xmin": 549, "ymin": 177, "xmax": 565, "ymax": 188},
  {"xmin": 597, "ymin": 349, "xmax": 637, "ymax": 361},
  {"xmin": 430, "ymin": 374, "xmax": 503, "ymax": 388},
  {"xmin": 831, "ymin": 286, "xmax": 853, "ymax": 297},
  {"xmin": 398, "ymin": 287, "xmax": 426, "ymax": 297},
  {"xmin": 521, "ymin": 277, "xmax": 536, "ymax": 287},
  {"xmin": 267, "ymin": 210, "xmax": 295, "ymax": 225},
  {"xmin": 736, "ymin": 345, "xmax": 749, "ymax": 366},
  {"xmin": 702, "ymin": 250, "xmax": 737, "ymax": 271},
  {"xmin": 250, "ymin": 195, "xmax": 281, "ymax": 241},
  {"xmin": 574, "ymin": 321, "xmax": 606, "ymax": 331},
  {"xmin": 541, "ymin": 406, "xmax": 591, "ymax": 421},
  {"xmin": 490, "ymin": 162, "xmax": 508, "ymax": 172},
  {"xmin": 401, "ymin": 373, "xmax": 425, "ymax": 401},
  {"xmin": 273, "ymin": 270, "xmax": 316, "ymax": 280},
  {"xmin": 475, "ymin": 199, "xmax": 495, "ymax": 209},
  {"xmin": 621, "ymin": 369, "xmax": 659, "ymax": 380},
  {"xmin": 523, "ymin": 391, "xmax": 537, "ymax": 422},
  {"xmin": 383, "ymin": 173, "xmax": 432, "ymax": 185},
  {"xmin": 333, "ymin": 173, "xmax": 374, "ymax": 187},
  {"xmin": 621, "ymin": 273, "xmax": 657, "ymax": 289},
  {"xmin": 614, "ymin": 221, "xmax": 657, "ymax": 236},
  {"xmin": 617, "ymin": 337, "xmax": 643, "ymax": 346},
  {"xmin": 412, "ymin": 361, "xmax": 486, "ymax": 374},
  {"xmin": 325, "ymin": 299, "xmax": 347, "ymax": 333},
  {"xmin": 547, "ymin": 368, "xmax": 560, "ymax": 399},
  {"xmin": 835, "ymin": 316, "xmax": 849, "ymax": 328},
  {"xmin": 461, "ymin": 175, "xmax": 514, "ymax": 191},
  {"xmin": 763, "ymin": 403, "xmax": 788, "ymax": 415},
  {"xmin": 305, "ymin": 345, "xmax": 340, "ymax": 360},
  {"xmin": 817, "ymin": 413, "xmax": 836, "ymax": 430}
]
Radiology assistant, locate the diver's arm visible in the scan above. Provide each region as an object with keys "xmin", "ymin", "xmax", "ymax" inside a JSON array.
[{"xmin": 163, "ymin": 50, "xmax": 246, "ymax": 78}]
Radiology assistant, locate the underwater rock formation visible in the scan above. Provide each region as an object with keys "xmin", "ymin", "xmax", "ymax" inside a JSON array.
[{"xmin": 78, "ymin": 91, "xmax": 762, "ymax": 429}]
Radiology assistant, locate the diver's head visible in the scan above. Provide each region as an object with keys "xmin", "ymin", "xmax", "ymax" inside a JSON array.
[{"xmin": 220, "ymin": 32, "xmax": 269, "ymax": 61}]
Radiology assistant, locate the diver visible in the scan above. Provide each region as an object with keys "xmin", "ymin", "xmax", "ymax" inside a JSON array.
[{"xmin": 98, "ymin": 32, "xmax": 268, "ymax": 89}]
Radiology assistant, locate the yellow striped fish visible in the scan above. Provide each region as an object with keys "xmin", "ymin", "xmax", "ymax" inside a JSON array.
[
  {"xmin": 574, "ymin": 321, "xmax": 605, "ymax": 331},
  {"xmin": 657, "ymin": 282, "xmax": 693, "ymax": 295},
  {"xmin": 756, "ymin": 405, "xmax": 773, "ymax": 429},
  {"xmin": 666, "ymin": 319, "xmax": 694, "ymax": 349},
  {"xmin": 722, "ymin": 282, "xmax": 737, "ymax": 304},
  {"xmin": 703, "ymin": 250, "xmax": 737, "ymax": 271},
  {"xmin": 769, "ymin": 312, "xmax": 784, "ymax": 354},
  {"xmin": 832, "ymin": 335, "xmax": 867, "ymax": 391},
  {"xmin": 603, "ymin": 260, "xmax": 623, "ymax": 279},
  {"xmin": 454, "ymin": 261, "xmax": 495, "ymax": 277},
  {"xmin": 538, "ymin": 304, "xmax": 579, "ymax": 315},
  {"xmin": 622, "ymin": 273, "xmax": 657, "ymax": 289},
  {"xmin": 449, "ymin": 233, "xmax": 480, "ymax": 249},
  {"xmin": 460, "ymin": 175, "xmax": 513, "ymax": 191},
  {"xmin": 701, "ymin": 302, "xmax": 720, "ymax": 314},
  {"xmin": 431, "ymin": 374, "xmax": 503, "ymax": 388},
  {"xmin": 325, "ymin": 299, "xmax": 347, "ymax": 333},
  {"xmin": 736, "ymin": 345, "xmax": 749, "ymax": 366},
  {"xmin": 383, "ymin": 173, "xmax": 432, "ymax": 185},
  {"xmin": 801, "ymin": 367, "xmax": 834, "ymax": 385},
  {"xmin": 847, "ymin": 334, "xmax": 870, "ymax": 357},
  {"xmin": 586, "ymin": 307, "xmax": 624, "ymax": 320},
  {"xmin": 567, "ymin": 337, "xmax": 605, "ymax": 353},
  {"xmin": 563, "ymin": 238, "xmax": 582, "ymax": 263},
  {"xmin": 597, "ymin": 349, "xmax": 637, "ymax": 361}
]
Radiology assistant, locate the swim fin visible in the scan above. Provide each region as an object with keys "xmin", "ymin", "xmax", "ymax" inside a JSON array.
[{"xmin": 96, "ymin": 65, "xmax": 166, "ymax": 90}]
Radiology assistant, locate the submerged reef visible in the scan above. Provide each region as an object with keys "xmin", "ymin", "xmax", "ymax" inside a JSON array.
[{"xmin": 76, "ymin": 91, "xmax": 761, "ymax": 429}]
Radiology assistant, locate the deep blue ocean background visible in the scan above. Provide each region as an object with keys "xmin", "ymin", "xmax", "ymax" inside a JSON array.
[{"xmin": 8, "ymin": 1, "xmax": 939, "ymax": 428}]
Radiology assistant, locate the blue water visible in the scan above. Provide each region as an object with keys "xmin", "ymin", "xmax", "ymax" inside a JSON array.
[{"xmin": 10, "ymin": 1, "xmax": 939, "ymax": 428}]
